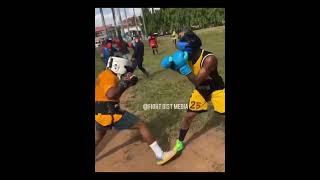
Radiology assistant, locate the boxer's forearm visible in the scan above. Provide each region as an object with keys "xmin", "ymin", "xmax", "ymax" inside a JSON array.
[
  {"xmin": 106, "ymin": 86, "xmax": 124, "ymax": 100},
  {"xmin": 187, "ymin": 74, "xmax": 200, "ymax": 88}
]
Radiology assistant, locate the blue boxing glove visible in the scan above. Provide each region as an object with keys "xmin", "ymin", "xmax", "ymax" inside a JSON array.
[
  {"xmin": 161, "ymin": 55, "xmax": 179, "ymax": 71},
  {"xmin": 161, "ymin": 56, "xmax": 174, "ymax": 69},
  {"xmin": 172, "ymin": 50, "xmax": 192, "ymax": 75},
  {"xmin": 161, "ymin": 50, "xmax": 192, "ymax": 76}
]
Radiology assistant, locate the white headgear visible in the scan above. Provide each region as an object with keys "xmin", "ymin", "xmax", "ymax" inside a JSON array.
[{"xmin": 106, "ymin": 56, "xmax": 131, "ymax": 79}]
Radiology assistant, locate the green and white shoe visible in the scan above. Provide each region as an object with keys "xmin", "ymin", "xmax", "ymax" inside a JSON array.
[{"xmin": 173, "ymin": 139, "xmax": 185, "ymax": 152}]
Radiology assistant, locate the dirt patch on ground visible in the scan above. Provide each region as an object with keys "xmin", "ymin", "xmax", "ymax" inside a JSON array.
[{"xmin": 95, "ymin": 126, "xmax": 225, "ymax": 172}]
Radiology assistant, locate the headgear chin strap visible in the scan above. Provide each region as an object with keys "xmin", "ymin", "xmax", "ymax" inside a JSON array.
[{"xmin": 176, "ymin": 41, "xmax": 192, "ymax": 53}]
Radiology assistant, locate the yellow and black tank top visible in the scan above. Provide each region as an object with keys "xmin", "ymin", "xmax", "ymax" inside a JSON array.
[{"xmin": 188, "ymin": 49, "xmax": 225, "ymax": 98}]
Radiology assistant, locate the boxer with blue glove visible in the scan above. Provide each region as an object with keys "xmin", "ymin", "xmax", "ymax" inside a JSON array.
[{"xmin": 162, "ymin": 32, "xmax": 226, "ymax": 155}]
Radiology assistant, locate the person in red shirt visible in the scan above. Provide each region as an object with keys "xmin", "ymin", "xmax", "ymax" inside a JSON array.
[
  {"xmin": 99, "ymin": 38, "xmax": 113, "ymax": 57},
  {"xmin": 148, "ymin": 33, "xmax": 159, "ymax": 55}
]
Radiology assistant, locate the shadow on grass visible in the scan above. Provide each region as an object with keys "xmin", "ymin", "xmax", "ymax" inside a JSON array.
[
  {"xmin": 149, "ymin": 69, "xmax": 166, "ymax": 78},
  {"xmin": 185, "ymin": 111, "xmax": 225, "ymax": 146},
  {"xmin": 95, "ymin": 109, "xmax": 179, "ymax": 162},
  {"xmin": 167, "ymin": 111, "xmax": 225, "ymax": 164},
  {"xmin": 147, "ymin": 110, "xmax": 183, "ymax": 151},
  {"xmin": 95, "ymin": 133, "xmax": 141, "ymax": 162},
  {"xmin": 95, "ymin": 129, "xmax": 119, "ymax": 157}
]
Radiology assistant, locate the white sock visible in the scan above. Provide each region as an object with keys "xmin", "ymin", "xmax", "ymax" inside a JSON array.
[{"xmin": 149, "ymin": 141, "xmax": 164, "ymax": 159}]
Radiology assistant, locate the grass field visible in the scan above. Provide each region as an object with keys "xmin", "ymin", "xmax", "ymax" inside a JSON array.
[{"xmin": 95, "ymin": 26, "xmax": 225, "ymax": 148}]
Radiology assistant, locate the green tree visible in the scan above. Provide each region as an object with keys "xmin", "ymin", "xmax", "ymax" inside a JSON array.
[{"xmin": 141, "ymin": 8, "xmax": 225, "ymax": 34}]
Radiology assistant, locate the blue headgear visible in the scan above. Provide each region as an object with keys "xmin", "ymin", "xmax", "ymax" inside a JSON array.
[
  {"xmin": 176, "ymin": 32, "xmax": 202, "ymax": 54},
  {"xmin": 176, "ymin": 41, "xmax": 192, "ymax": 53}
]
